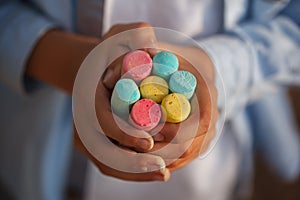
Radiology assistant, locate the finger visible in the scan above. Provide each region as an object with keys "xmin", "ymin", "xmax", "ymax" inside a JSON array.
[
  {"xmin": 169, "ymin": 51, "xmax": 216, "ymax": 135},
  {"xmin": 166, "ymin": 130, "xmax": 216, "ymax": 172},
  {"xmin": 103, "ymin": 22, "xmax": 153, "ymax": 42},
  {"xmin": 102, "ymin": 54, "xmax": 124, "ymax": 90},
  {"xmin": 105, "ymin": 23, "xmax": 157, "ymax": 70},
  {"xmin": 188, "ymin": 68, "xmax": 212, "ymax": 134},
  {"xmin": 102, "ymin": 22, "xmax": 157, "ymax": 90},
  {"xmin": 102, "ymin": 48, "xmax": 155, "ymax": 90},
  {"xmin": 179, "ymin": 65, "xmax": 215, "ymax": 136},
  {"xmin": 151, "ymin": 112, "xmax": 200, "ymax": 143},
  {"xmin": 123, "ymin": 22, "xmax": 157, "ymax": 50},
  {"xmin": 199, "ymin": 126, "xmax": 218, "ymax": 156},
  {"xmin": 104, "ymin": 22, "xmax": 157, "ymax": 58},
  {"xmin": 166, "ymin": 153, "xmax": 200, "ymax": 172},
  {"xmin": 148, "ymin": 140, "xmax": 191, "ymax": 159},
  {"xmin": 165, "ymin": 136, "xmax": 204, "ymax": 172},
  {"xmin": 74, "ymin": 130, "xmax": 171, "ymax": 182},
  {"xmin": 148, "ymin": 135, "xmax": 205, "ymax": 159},
  {"xmin": 195, "ymin": 82, "xmax": 219, "ymax": 156},
  {"xmin": 150, "ymin": 122, "xmax": 179, "ymax": 143},
  {"xmin": 95, "ymin": 160, "xmax": 171, "ymax": 182},
  {"xmin": 75, "ymin": 131, "xmax": 163, "ymax": 173},
  {"xmin": 95, "ymin": 81, "xmax": 154, "ymax": 151},
  {"xmin": 150, "ymin": 96, "xmax": 199, "ymax": 144}
]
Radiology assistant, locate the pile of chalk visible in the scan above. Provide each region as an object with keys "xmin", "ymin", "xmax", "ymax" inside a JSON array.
[{"xmin": 111, "ymin": 50, "xmax": 197, "ymax": 131}]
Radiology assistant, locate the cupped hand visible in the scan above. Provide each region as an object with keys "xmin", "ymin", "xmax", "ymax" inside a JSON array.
[
  {"xmin": 74, "ymin": 22, "xmax": 171, "ymax": 181},
  {"xmin": 75, "ymin": 23, "xmax": 219, "ymax": 181}
]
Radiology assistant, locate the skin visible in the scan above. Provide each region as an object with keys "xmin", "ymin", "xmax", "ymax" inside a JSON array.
[
  {"xmin": 103, "ymin": 43, "xmax": 219, "ymax": 172},
  {"xmin": 26, "ymin": 22, "xmax": 218, "ymax": 181}
]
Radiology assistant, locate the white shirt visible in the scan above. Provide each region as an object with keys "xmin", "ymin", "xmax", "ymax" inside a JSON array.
[{"xmin": 102, "ymin": 0, "xmax": 223, "ymax": 38}]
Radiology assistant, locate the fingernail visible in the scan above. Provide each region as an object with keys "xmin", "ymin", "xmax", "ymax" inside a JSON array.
[
  {"xmin": 137, "ymin": 138, "xmax": 153, "ymax": 150},
  {"xmin": 146, "ymin": 164, "xmax": 164, "ymax": 172},
  {"xmin": 153, "ymin": 133, "xmax": 164, "ymax": 142},
  {"xmin": 140, "ymin": 164, "xmax": 164, "ymax": 173},
  {"xmin": 153, "ymin": 174, "xmax": 165, "ymax": 181},
  {"xmin": 142, "ymin": 157, "xmax": 165, "ymax": 172}
]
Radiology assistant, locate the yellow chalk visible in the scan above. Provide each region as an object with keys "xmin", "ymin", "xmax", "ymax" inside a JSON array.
[
  {"xmin": 140, "ymin": 76, "xmax": 169, "ymax": 103},
  {"xmin": 161, "ymin": 93, "xmax": 191, "ymax": 123}
]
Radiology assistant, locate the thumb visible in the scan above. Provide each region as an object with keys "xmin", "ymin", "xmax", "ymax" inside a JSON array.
[
  {"xmin": 102, "ymin": 55, "xmax": 123, "ymax": 90},
  {"xmin": 102, "ymin": 22, "xmax": 158, "ymax": 90}
]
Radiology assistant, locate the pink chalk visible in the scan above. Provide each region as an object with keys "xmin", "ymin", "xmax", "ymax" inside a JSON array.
[
  {"xmin": 130, "ymin": 99, "xmax": 161, "ymax": 131},
  {"xmin": 122, "ymin": 50, "xmax": 152, "ymax": 83}
]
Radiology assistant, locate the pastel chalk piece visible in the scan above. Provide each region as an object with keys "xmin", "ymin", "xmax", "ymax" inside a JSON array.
[
  {"xmin": 111, "ymin": 78, "xmax": 140, "ymax": 119},
  {"xmin": 169, "ymin": 70, "xmax": 197, "ymax": 99},
  {"xmin": 139, "ymin": 76, "xmax": 169, "ymax": 103},
  {"xmin": 122, "ymin": 50, "xmax": 152, "ymax": 83},
  {"xmin": 152, "ymin": 51, "xmax": 179, "ymax": 80},
  {"xmin": 161, "ymin": 93, "xmax": 191, "ymax": 123},
  {"xmin": 130, "ymin": 99, "xmax": 162, "ymax": 131}
]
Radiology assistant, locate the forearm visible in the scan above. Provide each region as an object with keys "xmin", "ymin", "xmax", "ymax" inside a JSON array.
[{"xmin": 26, "ymin": 29, "xmax": 99, "ymax": 94}]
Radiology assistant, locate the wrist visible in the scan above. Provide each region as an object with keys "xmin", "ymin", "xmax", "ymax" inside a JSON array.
[{"xmin": 26, "ymin": 29, "xmax": 99, "ymax": 94}]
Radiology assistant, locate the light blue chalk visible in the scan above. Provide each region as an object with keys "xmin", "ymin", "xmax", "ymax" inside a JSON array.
[
  {"xmin": 169, "ymin": 70, "xmax": 197, "ymax": 99},
  {"xmin": 111, "ymin": 79, "xmax": 140, "ymax": 118},
  {"xmin": 152, "ymin": 51, "xmax": 179, "ymax": 80}
]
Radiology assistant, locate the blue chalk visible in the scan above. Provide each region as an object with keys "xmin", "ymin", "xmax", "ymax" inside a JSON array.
[
  {"xmin": 115, "ymin": 79, "xmax": 140, "ymax": 103},
  {"xmin": 111, "ymin": 79, "xmax": 140, "ymax": 118},
  {"xmin": 169, "ymin": 70, "xmax": 197, "ymax": 99},
  {"xmin": 152, "ymin": 51, "xmax": 179, "ymax": 80}
]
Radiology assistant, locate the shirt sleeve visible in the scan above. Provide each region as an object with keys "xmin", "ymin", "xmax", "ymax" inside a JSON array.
[
  {"xmin": 0, "ymin": 1, "xmax": 59, "ymax": 95},
  {"xmin": 197, "ymin": 2, "xmax": 300, "ymax": 118}
]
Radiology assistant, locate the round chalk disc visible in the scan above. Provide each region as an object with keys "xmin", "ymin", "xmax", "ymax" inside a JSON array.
[
  {"xmin": 169, "ymin": 70, "xmax": 197, "ymax": 99},
  {"xmin": 152, "ymin": 51, "xmax": 179, "ymax": 80},
  {"xmin": 161, "ymin": 93, "xmax": 191, "ymax": 123},
  {"xmin": 140, "ymin": 76, "xmax": 169, "ymax": 103},
  {"xmin": 122, "ymin": 50, "xmax": 152, "ymax": 83},
  {"xmin": 130, "ymin": 99, "xmax": 162, "ymax": 131}
]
